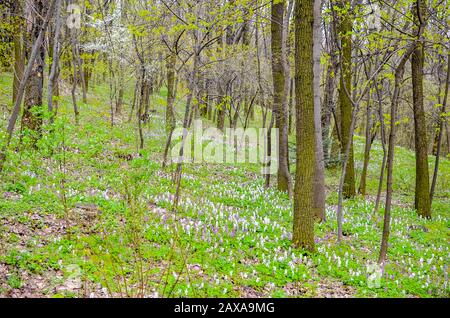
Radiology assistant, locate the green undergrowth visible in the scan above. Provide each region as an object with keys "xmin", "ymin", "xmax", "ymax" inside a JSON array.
[{"xmin": 0, "ymin": 73, "xmax": 448, "ymax": 298}]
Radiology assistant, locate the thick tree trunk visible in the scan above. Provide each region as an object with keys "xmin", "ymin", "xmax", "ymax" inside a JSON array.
[{"xmin": 292, "ymin": 0, "xmax": 315, "ymax": 252}]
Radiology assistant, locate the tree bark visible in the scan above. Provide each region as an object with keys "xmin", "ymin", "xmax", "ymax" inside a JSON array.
[
  {"xmin": 313, "ymin": 0, "xmax": 326, "ymax": 221},
  {"xmin": 411, "ymin": 0, "xmax": 431, "ymax": 219},
  {"xmin": 292, "ymin": 0, "xmax": 315, "ymax": 252},
  {"xmin": 379, "ymin": 26, "xmax": 424, "ymax": 263},
  {"xmin": 70, "ymin": 29, "xmax": 80, "ymax": 124},
  {"xmin": 271, "ymin": 0, "xmax": 292, "ymax": 195},
  {"xmin": 166, "ymin": 50, "xmax": 177, "ymax": 134},
  {"xmin": 337, "ymin": 0, "xmax": 356, "ymax": 198},
  {"xmin": 20, "ymin": 0, "xmax": 50, "ymax": 140},
  {"xmin": 12, "ymin": 1, "xmax": 24, "ymax": 106},
  {"xmin": 430, "ymin": 52, "xmax": 450, "ymax": 204},
  {"xmin": 47, "ymin": 0, "xmax": 62, "ymax": 121}
]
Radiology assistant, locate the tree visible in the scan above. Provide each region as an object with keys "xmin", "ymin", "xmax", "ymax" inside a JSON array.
[
  {"xmin": 411, "ymin": 0, "xmax": 431, "ymax": 219},
  {"xmin": 0, "ymin": 0, "xmax": 56, "ymax": 172},
  {"xmin": 379, "ymin": 4, "xmax": 426, "ymax": 262},
  {"xmin": 292, "ymin": 0, "xmax": 315, "ymax": 252},
  {"xmin": 337, "ymin": 0, "xmax": 356, "ymax": 198},
  {"xmin": 379, "ymin": 46, "xmax": 416, "ymax": 263},
  {"xmin": 11, "ymin": 0, "xmax": 24, "ymax": 105},
  {"xmin": 47, "ymin": 0, "xmax": 62, "ymax": 120},
  {"xmin": 430, "ymin": 52, "xmax": 450, "ymax": 205},
  {"xmin": 20, "ymin": 0, "xmax": 50, "ymax": 140},
  {"xmin": 313, "ymin": 0, "xmax": 326, "ymax": 221},
  {"xmin": 271, "ymin": 0, "xmax": 292, "ymax": 195}
]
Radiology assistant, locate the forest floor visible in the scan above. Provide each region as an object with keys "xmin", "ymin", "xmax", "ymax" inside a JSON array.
[{"xmin": 0, "ymin": 73, "xmax": 449, "ymax": 298}]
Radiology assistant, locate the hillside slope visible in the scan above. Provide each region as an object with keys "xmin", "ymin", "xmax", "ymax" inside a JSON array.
[{"xmin": 0, "ymin": 74, "xmax": 448, "ymax": 298}]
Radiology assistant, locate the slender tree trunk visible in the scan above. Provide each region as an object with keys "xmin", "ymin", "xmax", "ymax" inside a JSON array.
[
  {"xmin": 288, "ymin": 77, "xmax": 294, "ymax": 134},
  {"xmin": 338, "ymin": 0, "xmax": 356, "ymax": 198},
  {"xmin": 217, "ymin": 84, "xmax": 226, "ymax": 131},
  {"xmin": 374, "ymin": 78, "xmax": 387, "ymax": 214},
  {"xmin": 173, "ymin": 46, "xmax": 200, "ymax": 211},
  {"xmin": 271, "ymin": 0, "xmax": 292, "ymax": 195},
  {"xmin": 336, "ymin": 94, "xmax": 361, "ymax": 242},
  {"xmin": 137, "ymin": 67, "xmax": 145, "ymax": 150},
  {"xmin": 166, "ymin": 50, "xmax": 177, "ymax": 134},
  {"xmin": 12, "ymin": 1, "xmax": 24, "ymax": 106},
  {"xmin": 322, "ymin": 58, "xmax": 336, "ymax": 163},
  {"xmin": 411, "ymin": 0, "xmax": 431, "ymax": 219},
  {"xmin": 379, "ymin": 35, "xmax": 422, "ymax": 264},
  {"xmin": 430, "ymin": 52, "xmax": 450, "ymax": 204},
  {"xmin": 292, "ymin": 0, "xmax": 315, "ymax": 252},
  {"xmin": 359, "ymin": 77, "xmax": 374, "ymax": 197},
  {"xmin": 70, "ymin": 30, "xmax": 80, "ymax": 124},
  {"xmin": 128, "ymin": 75, "xmax": 139, "ymax": 122},
  {"xmin": 264, "ymin": 114, "xmax": 275, "ymax": 189},
  {"xmin": 76, "ymin": 46, "xmax": 87, "ymax": 104},
  {"xmin": 313, "ymin": 0, "xmax": 326, "ymax": 221},
  {"xmin": 47, "ymin": 0, "xmax": 62, "ymax": 121},
  {"xmin": 115, "ymin": 62, "xmax": 124, "ymax": 115}
]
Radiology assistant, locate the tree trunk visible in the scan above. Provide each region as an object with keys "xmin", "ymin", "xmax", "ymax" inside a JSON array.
[
  {"xmin": 137, "ymin": 68, "xmax": 146, "ymax": 149},
  {"xmin": 21, "ymin": 0, "xmax": 50, "ymax": 140},
  {"xmin": 374, "ymin": 78, "xmax": 387, "ymax": 214},
  {"xmin": 359, "ymin": 75, "xmax": 374, "ymax": 197},
  {"xmin": 379, "ymin": 29, "xmax": 423, "ymax": 264},
  {"xmin": 70, "ymin": 30, "xmax": 80, "ymax": 124},
  {"xmin": 430, "ymin": 52, "xmax": 450, "ymax": 205},
  {"xmin": 313, "ymin": 0, "xmax": 326, "ymax": 221},
  {"xmin": 292, "ymin": 0, "xmax": 315, "ymax": 252},
  {"xmin": 271, "ymin": 0, "xmax": 292, "ymax": 195},
  {"xmin": 173, "ymin": 42, "xmax": 200, "ymax": 211},
  {"xmin": 322, "ymin": 56, "xmax": 337, "ymax": 164},
  {"xmin": 288, "ymin": 77, "xmax": 294, "ymax": 134},
  {"xmin": 338, "ymin": 0, "xmax": 356, "ymax": 198},
  {"xmin": 166, "ymin": 50, "xmax": 177, "ymax": 134},
  {"xmin": 47, "ymin": 0, "xmax": 62, "ymax": 121},
  {"xmin": 12, "ymin": 1, "xmax": 24, "ymax": 106},
  {"xmin": 411, "ymin": 0, "xmax": 431, "ymax": 219},
  {"xmin": 217, "ymin": 84, "xmax": 226, "ymax": 130}
]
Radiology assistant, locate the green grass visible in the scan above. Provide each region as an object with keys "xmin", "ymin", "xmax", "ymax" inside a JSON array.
[{"xmin": 0, "ymin": 73, "xmax": 448, "ymax": 298}]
